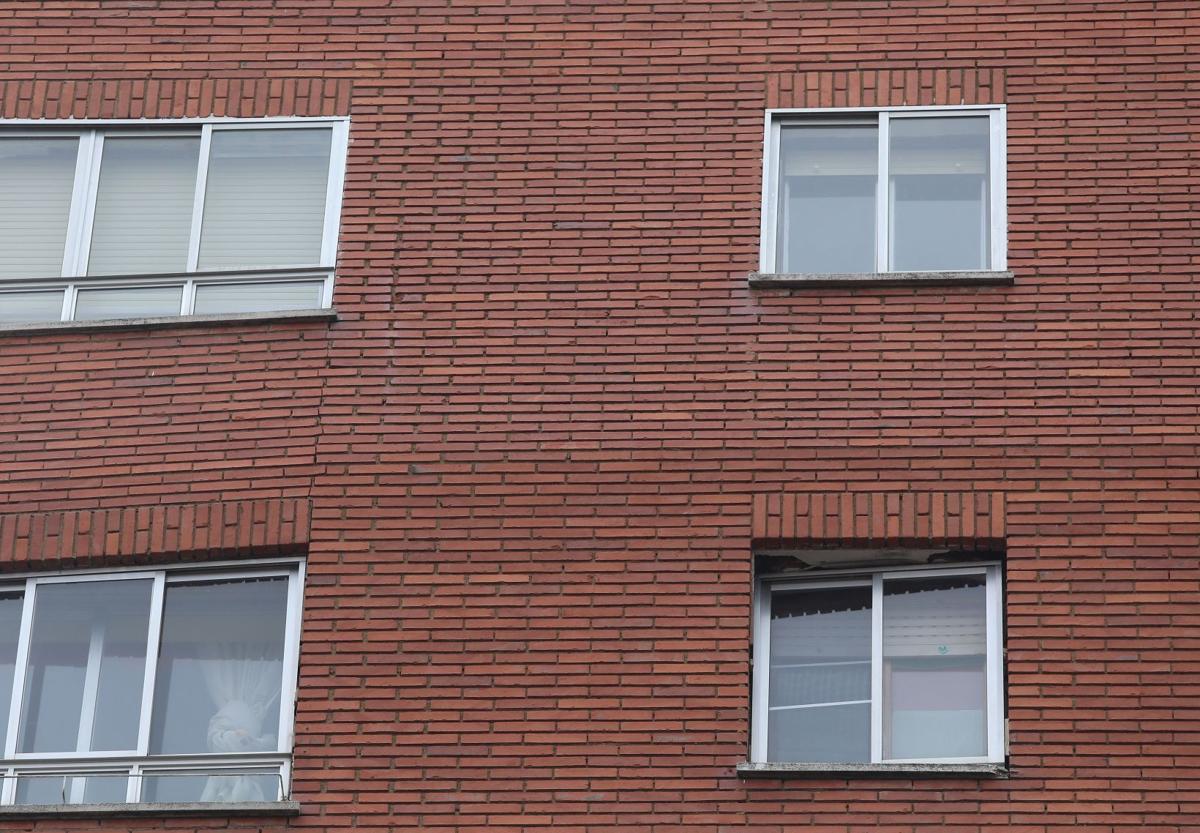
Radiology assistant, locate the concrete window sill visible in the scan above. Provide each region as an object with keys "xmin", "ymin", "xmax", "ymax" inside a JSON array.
[
  {"xmin": 748, "ymin": 270, "xmax": 1014, "ymax": 288},
  {"xmin": 0, "ymin": 800, "xmax": 301, "ymax": 818},
  {"xmin": 0, "ymin": 308, "xmax": 338, "ymax": 337},
  {"xmin": 736, "ymin": 761, "xmax": 1009, "ymax": 778}
]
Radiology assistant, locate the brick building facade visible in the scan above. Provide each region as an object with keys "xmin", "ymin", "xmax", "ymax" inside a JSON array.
[{"xmin": 0, "ymin": 0, "xmax": 1198, "ymax": 830}]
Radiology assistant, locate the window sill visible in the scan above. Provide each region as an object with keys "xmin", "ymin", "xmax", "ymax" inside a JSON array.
[
  {"xmin": 0, "ymin": 800, "xmax": 301, "ymax": 818},
  {"xmin": 0, "ymin": 308, "xmax": 337, "ymax": 336},
  {"xmin": 736, "ymin": 762, "xmax": 1008, "ymax": 778},
  {"xmin": 748, "ymin": 270, "xmax": 1014, "ymax": 288}
]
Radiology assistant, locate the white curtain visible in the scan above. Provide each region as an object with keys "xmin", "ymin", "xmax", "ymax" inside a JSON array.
[{"xmin": 198, "ymin": 645, "xmax": 281, "ymax": 803}]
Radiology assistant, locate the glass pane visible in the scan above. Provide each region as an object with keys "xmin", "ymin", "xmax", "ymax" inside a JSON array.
[
  {"xmin": 0, "ymin": 138, "xmax": 78, "ymax": 279},
  {"xmin": 883, "ymin": 574, "xmax": 988, "ymax": 760},
  {"xmin": 141, "ymin": 770, "xmax": 280, "ymax": 803},
  {"xmin": 14, "ymin": 774, "xmax": 127, "ymax": 805},
  {"xmin": 767, "ymin": 585, "xmax": 871, "ymax": 762},
  {"xmin": 73, "ymin": 285, "xmax": 183, "ymax": 320},
  {"xmin": 0, "ymin": 292, "xmax": 64, "ymax": 323},
  {"xmin": 150, "ymin": 576, "xmax": 289, "ymax": 755},
  {"xmin": 198, "ymin": 128, "xmax": 332, "ymax": 270},
  {"xmin": 88, "ymin": 135, "xmax": 201, "ymax": 276},
  {"xmin": 19, "ymin": 579, "xmax": 152, "ymax": 753},
  {"xmin": 192, "ymin": 280, "xmax": 325, "ymax": 315},
  {"xmin": 776, "ymin": 123, "xmax": 876, "ymax": 273},
  {"xmin": 0, "ymin": 591, "xmax": 23, "ymax": 750},
  {"xmin": 889, "ymin": 116, "xmax": 990, "ymax": 271}
]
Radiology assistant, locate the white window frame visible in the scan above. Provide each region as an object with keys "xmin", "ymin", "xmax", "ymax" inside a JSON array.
[
  {"xmin": 751, "ymin": 562, "xmax": 1005, "ymax": 765},
  {"xmin": 759, "ymin": 105, "xmax": 1007, "ymax": 275},
  {"xmin": 0, "ymin": 558, "xmax": 305, "ymax": 805},
  {"xmin": 0, "ymin": 116, "xmax": 349, "ymax": 322}
]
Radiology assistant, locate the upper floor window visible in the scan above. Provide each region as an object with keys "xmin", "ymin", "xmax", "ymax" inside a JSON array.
[
  {"xmin": 760, "ymin": 107, "xmax": 1006, "ymax": 275},
  {"xmin": 752, "ymin": 563, "xmax": 1004, "ymax": 766},
  {"xmin": 0, "ymin": 561, "xmax": 303, "ymax": 806},
  {"xmin": 0, "ymin": 118, "xmax": 349, "ymax": 325}
]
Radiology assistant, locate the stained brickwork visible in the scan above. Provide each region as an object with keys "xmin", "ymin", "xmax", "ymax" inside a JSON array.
[{"xmin": 0, "ymin": 1, "xmax": 1198, "ymax": 831}]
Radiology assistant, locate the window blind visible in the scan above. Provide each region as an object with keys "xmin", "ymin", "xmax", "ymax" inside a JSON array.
[
  {"xmin": 0, "ymin": 138, "xmax": 78, "ymax": 279},
  {"xmin": 87, "ymin": 136, "xmax": 200, "ymax": 276}
]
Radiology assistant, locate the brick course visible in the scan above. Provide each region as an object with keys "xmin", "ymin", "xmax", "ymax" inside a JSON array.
[{"xmin": 0, "ymin": 0, "xmax": 1198, "ymax": 831}]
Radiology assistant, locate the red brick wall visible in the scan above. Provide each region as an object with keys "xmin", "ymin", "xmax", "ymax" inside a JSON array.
[{"xmin": 1, "ymin": 1, "xmax": 1198, "ymax": 831}]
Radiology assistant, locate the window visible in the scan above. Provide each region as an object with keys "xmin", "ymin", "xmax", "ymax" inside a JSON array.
[
  {"xmin": 0, "ymin": 119, "xmax": 348, "ymax": 325},
  {"xmin": 0, "ymin": 562, "xmax": 303, "ymax": 806},
  {"xmin": 751, "ymin": 564, "xmax": 1004, "ymax": 765},
  {"xmin": 759, "ymin": 107, "xmax": 1006, "ymax": 275}
]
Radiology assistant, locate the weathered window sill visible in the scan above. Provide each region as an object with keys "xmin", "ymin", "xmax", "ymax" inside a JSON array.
[
  {"xmin": 749, "ymin": 270, "xmax": 1014, "ymax": 288},
  {"xmin": 736, "ymin": 761, "xmax": 1008, "ymax": 778},
  {"xmin": 0, "ymin": 308, "xmax": 338, "ymax": 336},
  {"xmin": 0, "ymin": 800, "xmax": 301, "ymax": 818}
]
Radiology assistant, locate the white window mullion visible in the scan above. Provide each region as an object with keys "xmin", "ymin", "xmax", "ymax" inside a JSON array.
[
  {"xmin": 58, "ymin": 285, "xmax": 74, "ymax": 322},
  {"xmin": 749, "ymin": 581, "xmax": 771, "ymax": 762},
  {"xmin": 758, "ymin": 115, "xmax": 781, "ymax": 273},
  {"xmin": 71, "ymin": 133, "xmax": 105, "ymax": 279},
  {"xmin": 126, "ymin": 764, "xmax": 142, "ymax": 803},
  {"xmin": 990, "ymin": 107, "xmax": 1008, "ymax": 270},
  {"xmin": 276, "ymin": 564, "xmax": 305, "ymax": 756},
  {"xmin": 320, "ymin": 119, "xmax": 350, "ymax": 269},
  {"xmin": 74, "ymin": 620, "xmax": 107, "ymax": 755},
  {"xmin": 60, "ymin": 131, "xmax": 98, "ymax": 278},
  {"xmin": 181, "ymin": 279, "xmax": 196, "ymax": 315},
  {"xmin": 875, "ymin": 113, "xmax": 890, "ymax": 273},
  {"xmin": 185, "ymin": 125, "xmax": 213, "ymax": 273},
  {"xmin": 985, "ymin": 565, "xmax": 1005, "ymax": 761},
  {"xmin": 4, "ymin": 579, "xmax": 36, "ymax": 759},
  {"xmin": 869, "ymin": 573, "xmax": 884, "ymax": 763},
  {"xmin": 134, "ymin": 574, "xmax": 166, "ymax": 756},
  {"xmin": 0, "ymin": 766, "xmax": 13, "ymax": 805}
]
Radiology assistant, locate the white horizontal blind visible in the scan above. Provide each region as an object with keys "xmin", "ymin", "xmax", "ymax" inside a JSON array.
[
  {"xmin": 0, "ymin": 292, "xmax": 65, "ymax": 323},
  {"xmin": 74, "ymin": 286, "xmax": 183, "ymax": 320},
  {"xmin": 192, "ymin": 280, "xmax": 325, "ymax": 315},
  {"xmin": 0, "ymin": 138, "xmax": 78, "ymax": 279},
  {"xmin": 197, "ymin": 128, "xmax": 332, "ymax": 270},
  {"xmin": 87, "ymin": 136, "xmax": 201, "ymax": 276}
]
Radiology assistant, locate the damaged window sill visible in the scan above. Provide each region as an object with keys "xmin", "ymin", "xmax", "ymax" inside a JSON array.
[
  {"xmin": 0, "ymin": 800, "xmax": 302, "ymax": 818},
  {"xmin": 749, "ymin": 270, "xmax": 1014, "ymax": 288},
  {"xmin": 736, "ymin": 761, "xmax": 1008, "ymax": 778},
  {"xmin": 0, "ymin": 308, "xmax": 338, "ymax": 337}
]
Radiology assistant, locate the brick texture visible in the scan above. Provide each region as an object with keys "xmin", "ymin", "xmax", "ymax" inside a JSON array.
[
  {"xmin": 0, "ymin": 77, "xmax": 352, "ymax": 120},
  {"xmin": 0, "ymin": 497, "xmax": 310, "ymax": 570},
  {"xmin": 0, "ymin": 1, "xmax": 1198, "ymax": 832},
  {"xmin": 753, "ymin": 491, "xmax": 1005, "ymax": 547},
  {"xmin": 767, "ymin": 68, "xmax": 1006, "ymax": 108}
]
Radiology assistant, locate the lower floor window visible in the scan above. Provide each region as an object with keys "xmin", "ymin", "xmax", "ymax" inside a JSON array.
[
  {"xmin": 0, "ymin": 561, "xmax": 303, "ymax": 805},
  {"xmin": 752, "ymin": 563, "xmax": 1004, "ymax": 764}
]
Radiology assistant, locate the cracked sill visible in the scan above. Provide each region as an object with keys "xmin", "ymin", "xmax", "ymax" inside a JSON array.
[
  {"xmin": 749, "ymin": 270, "xmax": 1014, "ymax": 288},
  {"xmin": 0, "ymin": 800, "xmax": 302, "ymax": 818},
  {"xmin": 0, "ymin": 308, "xmax": 338, "ymax": 336},
  {"xmin": 736, "ymin": 761, "xmax": 1009, "ymax": 778}
]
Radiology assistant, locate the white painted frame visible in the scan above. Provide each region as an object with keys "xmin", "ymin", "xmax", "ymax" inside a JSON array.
[
  {"xmin": 0, "ymin": 559, "xmax": 304, "ymax": 805},
  {"xmin": 759, "ymin": 105, "xmax": 1008, "ymax": 275},
  {"xmin": 0, "ymin": 117, "xmax": 350, "ymax": 323},
  {"xmin": 750, "ymin": 561, "xmax": 1005, "ymax": 765}
]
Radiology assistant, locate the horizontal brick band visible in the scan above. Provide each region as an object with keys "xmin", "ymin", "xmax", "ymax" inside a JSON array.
[
  {"xmin": 768, "ymin": 67, "xmax": 1005, "ymax": 109},
  {"xmin": 0, "ymin": 497, "xmax": 310, "ymax": 569},
  {"xmin": 0, "ymin": 77, "xmax": 352, "ymax": 120},
  {"xmin": 752, "ymin": 491, "xmax": 1005, "ymax": 548}
]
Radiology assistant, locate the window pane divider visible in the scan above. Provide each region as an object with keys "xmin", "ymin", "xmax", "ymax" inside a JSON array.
[
  {"xmin": 73, "ymin": 619, "xmax": 107, "ymax": 756},
  {"xmin": 3, "ymin": 579, "xmax": 35, "ymax": 760},
  {"xmin": 72, "ymin": 133, "xmax": 105, "ymax": 278},
  {"xmin": 869, "ymin": 573, "xmax": 883, "ymax": 763},
  {"xmin": 185, "ymin": 125, "xmax": 213, "ymax": 273},
  {"xmin": 985, "ymin": 564, "xmax": 1005, "ymax": 760},
  {"xmin": 135, "ymin": 574, "xmax": 166, "ymax": 757},
  {"xmin": 59, "ymin": 131, "xmax": 97, "ymax": 279},
  {"xmin": 874, "ymin": 112, "xmax": 890, "ymax": 273}
]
